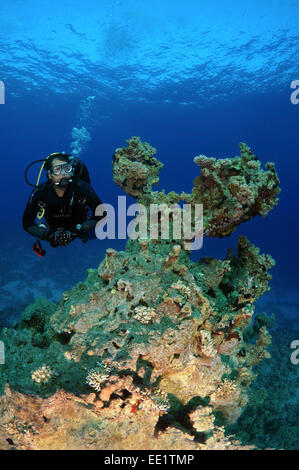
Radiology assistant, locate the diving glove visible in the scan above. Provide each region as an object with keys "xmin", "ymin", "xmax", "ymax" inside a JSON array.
[
  {"xmin": 47, "ymin": 229, "xmax": 77, "ymax": 247},
  {"xmin": 75, "ymin": 223, "xmax": 90, "ymax": 242}
]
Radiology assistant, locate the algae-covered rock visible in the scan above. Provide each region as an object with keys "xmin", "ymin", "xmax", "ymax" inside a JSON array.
[{"xmin": 0, "ymin": 138, "xmax": 279, "ymax": 450}]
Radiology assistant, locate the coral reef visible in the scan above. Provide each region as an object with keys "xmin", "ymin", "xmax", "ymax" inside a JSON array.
[
  {"xmin": 112, "ymin": 137, "xmax": 280, "ymax": 239},
  {"xmin": 0, "ymin": 138, "xmax": 280, "ymax": 450}
]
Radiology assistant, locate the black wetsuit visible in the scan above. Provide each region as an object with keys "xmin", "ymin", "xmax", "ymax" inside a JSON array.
[{"xmin": 22, "ymin": 179, "xmax": 106, "ymax": 242}]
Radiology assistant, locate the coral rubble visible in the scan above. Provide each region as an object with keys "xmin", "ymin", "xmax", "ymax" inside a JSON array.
[{"xmin": 0, "ymin": 138, "xmax": 280, "ymax": 450}]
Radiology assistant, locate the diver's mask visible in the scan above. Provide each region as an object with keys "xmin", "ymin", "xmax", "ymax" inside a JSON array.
[
  {"xmin": 51, "ymin": 162, "xmax": 73, "ymax": 176},
  {"xmin": 51, "ymin": 162, "xmax": 74, "ymax": 188}
]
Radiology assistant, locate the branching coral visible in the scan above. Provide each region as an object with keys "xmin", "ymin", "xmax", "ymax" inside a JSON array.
[
  {"xmin": 215, "ymin": 379, "xmax": 239, "ymax": 399},
  {"xmin": 86, "ymin": 362, "xmax": 112, "ymax": 392}
]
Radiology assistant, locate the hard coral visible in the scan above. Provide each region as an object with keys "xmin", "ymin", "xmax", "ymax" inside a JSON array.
[
  {"xmin": 31, "ymin": 365, "xmax": 55, "ymax": 386},
  {"xmin": 133, "ymin": 306, "xmax": 157, "ymax": 324},
  {"xmin": 86, "ymin": 362, "xmax": 112, "ymax": 393}
]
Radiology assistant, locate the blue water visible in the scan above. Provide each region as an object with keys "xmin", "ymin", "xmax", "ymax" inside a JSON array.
[{"xmin": 0, "ymin": 0, "xmax": 298, "ymax": 448}]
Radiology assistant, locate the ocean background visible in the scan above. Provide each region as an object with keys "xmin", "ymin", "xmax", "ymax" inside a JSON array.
[{"xmin": 0, "ymin": 0, "xmax": 298, "ymax": 449}]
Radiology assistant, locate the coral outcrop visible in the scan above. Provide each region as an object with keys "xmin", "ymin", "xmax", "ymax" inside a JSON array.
[
  {"xmin": 112, "ymin": 137, "xmax": 280, "ymax": 238},
  {"xmin": 0, "ymin": 138, "xmax": 280, "ymax": 450}
]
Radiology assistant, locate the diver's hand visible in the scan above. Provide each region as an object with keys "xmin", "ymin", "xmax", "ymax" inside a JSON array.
[
  {"xmin": 57, "ymin": 230, "xmax": 74, "ymax": 246},
  {"xmin": 75, "ymin": 224, "xmax": 89, "ymax": 242},
  {"xmin": 56, "ymin": 229, "xmax": 77, "ymax": 246},
  {"xmin": 46, "ymin": 230, "xmax": 59, "ymax": 247},
  {"xmin": 47, "ymin": 230, "xmax": 63, "ymax": 247},
  {"xmin": 47, "ymin": 229, "xmax": 76, "ymax": 247}
]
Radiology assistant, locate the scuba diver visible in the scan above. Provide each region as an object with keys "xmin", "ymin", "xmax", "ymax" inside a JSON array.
[{"xmin": 23, "ymin": 152, "xmax": 107, "ymax": 256}]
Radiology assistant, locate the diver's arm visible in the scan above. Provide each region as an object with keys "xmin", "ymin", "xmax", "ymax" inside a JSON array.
[
  {"xmin": 22, "ymin": 190, "xmax": 51, "ymax": 240},
  {"xmin": 25, "ymin": 224, "xmax": 51, "ymax": 240}
]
